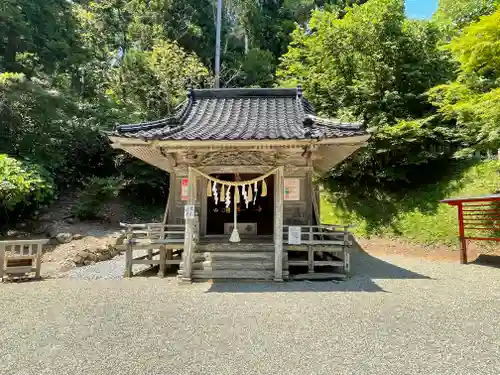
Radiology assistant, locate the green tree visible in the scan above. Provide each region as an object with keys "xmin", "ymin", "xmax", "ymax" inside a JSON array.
[
  {"xmin": 0, "ymin": 73, "xmax": 116, "ymax": 186},
  {"xmin": 278, "ymin": 0, "xmax": 455, "ymax": 186},
  {"xmin": 430, "ymin": 8, "xmax": 500, "ymax": 155},
  {"xmin": 0, "ymin": 0, "xmax": 83, "ymax": 75},
  {"xmin": 433, "ymin": 0, "xmax": 496, "ymax": 29},
  {"xmin": 109, "ymin": 40, "xmax": 211, "ymax": 119}
]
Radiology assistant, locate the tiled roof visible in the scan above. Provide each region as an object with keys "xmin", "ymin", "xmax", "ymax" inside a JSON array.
[{"xmin": 113, "ymin": 87, "xmax": 366, "ymax": 141}]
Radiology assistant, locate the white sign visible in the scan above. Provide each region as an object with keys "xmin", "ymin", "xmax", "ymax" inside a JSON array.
[
  {"xmin": 284, "ymin": 178, "xmax": 300, "ymax": 200},
  {"xmin": 184, "ymin": 205, "xmax": 195, "ymax": 219},
  {"xmin": 288, "ymin": 226, "xmax": 302, "ymax": 245}
]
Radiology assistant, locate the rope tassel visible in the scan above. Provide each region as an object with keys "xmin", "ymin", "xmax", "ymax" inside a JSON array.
[
  {"xmin": 220, "ymin": 185, "xmax": 225, "ymax": 202},
  {"xmin": 261, "ymin": 179, "xmax": 267, "ymax": 197},
  {"xmin": 235, "ymin": 186, "xmax": 240, "ymax": 204},
  {"xmin": 247, "ymin": 185, "xmax": 253, "ymax": 204}
]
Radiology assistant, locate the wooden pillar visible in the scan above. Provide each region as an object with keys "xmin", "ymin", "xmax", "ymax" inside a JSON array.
[
  {"xmin": 181, "ymin": 167, "xmax": 196, "ymax": 282},
  {"xmin": 0, "ymin": 243, "xmax": 5, "ymax": 281},
  {"xmin": 35, "ymin": 243, "xmax": 43, "ymax": 279},
  {"xmin": 458, "ymin": 203, "xmax": 468, "ymax": 264},
  {"xmin": 124, "ymin": 227, "xmax": 133, "ymax": 278},
  {"xmin": 200, "ymin": 176, "xmax": 208, "ymax": 236},
  {"xmin": 306, "ymin": 156, "xmax": 313, "ymax": 226},
  {"xmin": 274, "ymin": 166, "xmax": 284, "ymax": 281},
  {"xmin": 158, "ymin": 246, "xmax": 166, "ymax": 278},
  {"xmin": 163, "ymin": 171, "xmax": 175, "ymax": 269}
]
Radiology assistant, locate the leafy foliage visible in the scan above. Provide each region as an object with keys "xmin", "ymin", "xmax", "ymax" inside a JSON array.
[
  {"xmin": 109, "ymin": 40, "xmax": 211, "ymax": 119},
  {"xmin": 0, "ymin": 73, "xmax": 117, "ymax": 187},
  {"xmin": 72, "ymin": 177, "xmax": 123, "ymax": 220},
  {"xmin": 0, "ymin": 0, "xmax": 83, "ymax": 75},
  {"xmin": 322, "ymin": 160, "xmax": 500, "ymax": 244},
  {"xmin": 0, "ymin": 155, "xmax": 55, "ymax": 228},
  {"xmin": 0, "ymin": 0, "xmax": 499, "ymax": 245},
  {"xmin": 117, "ymin": 156, "xmax": 169, "ymax": 203},
  {"xmin": 278, "ymin": 0, "xmax": 456, "ymax": 187},
  {"xmin": 430, "ymin": 8, "xmax": 500, "ymax": 155},
  {"xmin": 433, "ymin": 0, "xmax": 496, "ymax": 29}
]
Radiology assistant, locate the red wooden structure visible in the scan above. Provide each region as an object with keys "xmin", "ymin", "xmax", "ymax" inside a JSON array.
[{"xmin": 441, "ymin": 194, "xmax": 500, "ymax": 264}]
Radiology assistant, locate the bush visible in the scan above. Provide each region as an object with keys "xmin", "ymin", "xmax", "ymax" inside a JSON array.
[
  {"xmin": 0, "ymin": 154, "xmax": 55, "ymax": 228},
  {"xmin": 117, "ymin": 156, "xmax": 169, "ymax": 203},
  {"xmin": 322, "ymin": 160, "xmax": 500, "ymax": 245},
  {"xmin": 72, "ymin": 176, "xmax": 124, "ymax": 220},
  {"xmin": 0, "ymin": 73, "xmax": 118, "ymax": 189}
]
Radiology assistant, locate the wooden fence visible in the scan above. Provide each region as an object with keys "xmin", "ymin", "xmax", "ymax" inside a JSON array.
[
  {"xmin": 0, "ymin": 239, "xmax": 49, "ymax": 281},
  {"xmin": 283, "ymin": 225, "xmax": 352, "ymax": 279},
  {"xmin": 119, "ymin": 221, "xmax": 192, "ymax": 277}
]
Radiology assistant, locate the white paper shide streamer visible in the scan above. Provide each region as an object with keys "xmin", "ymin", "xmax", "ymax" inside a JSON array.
[
  {"xmin": 212, "ymin": 182, "xmax": 219, "ymax": 204},
  {"xmin": 225, "ymin": 185, "xmax": 232, "ymax": 208},
  {"xmin": 242, "ymin": 184, "xmax": 249, "ymax": 208}
]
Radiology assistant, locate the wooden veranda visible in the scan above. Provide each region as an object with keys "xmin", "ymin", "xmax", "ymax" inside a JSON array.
[{"xmin": 118, "ymin": 221, "xmax": 353, "ymax": 280}]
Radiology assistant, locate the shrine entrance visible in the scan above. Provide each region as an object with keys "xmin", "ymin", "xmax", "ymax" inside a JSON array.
[{"xmin": 206, "ymin": 173, "xmax": 274, "ymax": 236}]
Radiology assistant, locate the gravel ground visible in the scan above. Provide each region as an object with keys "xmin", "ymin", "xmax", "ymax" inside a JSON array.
[
  {"xmin": 65, "ymin": 250, "xmax": 151, "ymax": 280},
  {"xmin": 2, "ymin": 249, "xmax": 500, "ymax": 375}
]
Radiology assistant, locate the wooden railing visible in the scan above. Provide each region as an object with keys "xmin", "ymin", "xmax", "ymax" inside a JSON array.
[
  {"xmin": 0, "ymin": 239, "xmax": 49, "ymax": 281},
  {"xmin": 441, "ymin": 195, "xmax": 500, "ymax": 264},
  {"xmin": 119, "ymin": 222, "xmax": 186, "ymax": 277},
  {"xmin": 283, "ymin": 225, "xmax": 352, "ymax": 278}
]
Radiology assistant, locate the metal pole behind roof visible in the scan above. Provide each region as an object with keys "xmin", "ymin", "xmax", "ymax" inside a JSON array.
[{"xmin": 214, "ymin": 0, "xmax": 222, "ymax": 88}]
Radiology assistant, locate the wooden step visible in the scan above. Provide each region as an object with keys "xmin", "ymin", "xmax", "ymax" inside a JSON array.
[
  {"xmin": 192, "ymin": 270, "xmax": 275, "ymax": 280},
  {"xmin": 178, "ymin": 269, "xmax": 289, "ymax": 280},
  {"xmin": 197, "ymin": 243, "xmax": 275, "ymax": 252},
  {"xmin": 180, "ymin": 260, "xmax": 276, "ymax": 270},
  {"xmin": 199, "ymin": 252, "xmax": 275, "ymax": 261},
  {"xmin": 192, "ymin": 261, "xmax": 275, "ymax": 271},
  {"xmin": 291, "ymin": 272, "xmax": 347, "ymax": 280}
]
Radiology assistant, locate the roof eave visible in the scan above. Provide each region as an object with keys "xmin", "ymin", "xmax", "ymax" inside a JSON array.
[{"xmin": 317, "ymin": 134, "xmax": 371, "ymax": 145}]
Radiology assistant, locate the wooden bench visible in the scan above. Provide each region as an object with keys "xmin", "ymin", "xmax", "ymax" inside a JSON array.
[
  {"xmin": 0, "ymin": 239, "xmax": 50, "ymax": 281},
  {"xmin": 118, "ymin": 223, "xmax": 187, "ymax": 277}
]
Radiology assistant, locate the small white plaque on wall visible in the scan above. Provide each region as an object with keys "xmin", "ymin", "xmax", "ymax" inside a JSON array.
[
  {"xmin": 184, "ymin": 205, "xmax": 195, "ymax": 219},
  {"xmin": 284, "ymin": 178, "xmax": 300, "ymax": 200},
  {"xmin": 288, "ymin": 226, "xmax": 302, "ymax": 245}
]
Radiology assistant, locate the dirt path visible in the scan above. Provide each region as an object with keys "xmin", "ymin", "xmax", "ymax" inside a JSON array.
[{"xmin": 358, "ymin": 236, "xmax": 500, "ymax": 265}]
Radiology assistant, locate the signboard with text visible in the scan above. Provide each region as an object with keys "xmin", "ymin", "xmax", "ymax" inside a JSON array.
[
  {"xmin": 181, "ymin": 178, "xmax": 189, "ymax": 201},
  {"xmin": 184, "ymin": 205, "xmax": 195, "ymax": 219},
  {"xmin": 288, "ymin": 226, "xmax": 302, "ymax": 245},
  {"xmin": 284, "ymin": 178, "xmax": 300, "ymax": 201}
]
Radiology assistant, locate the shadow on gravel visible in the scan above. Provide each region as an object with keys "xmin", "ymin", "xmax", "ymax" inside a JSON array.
[
  {"xmin": 206, "ymin": 239, "xmax": 432, "ymax": 293},
  {"xmin": 472, "ymin": 254, "xmax": 500, "ymax": 268}
]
